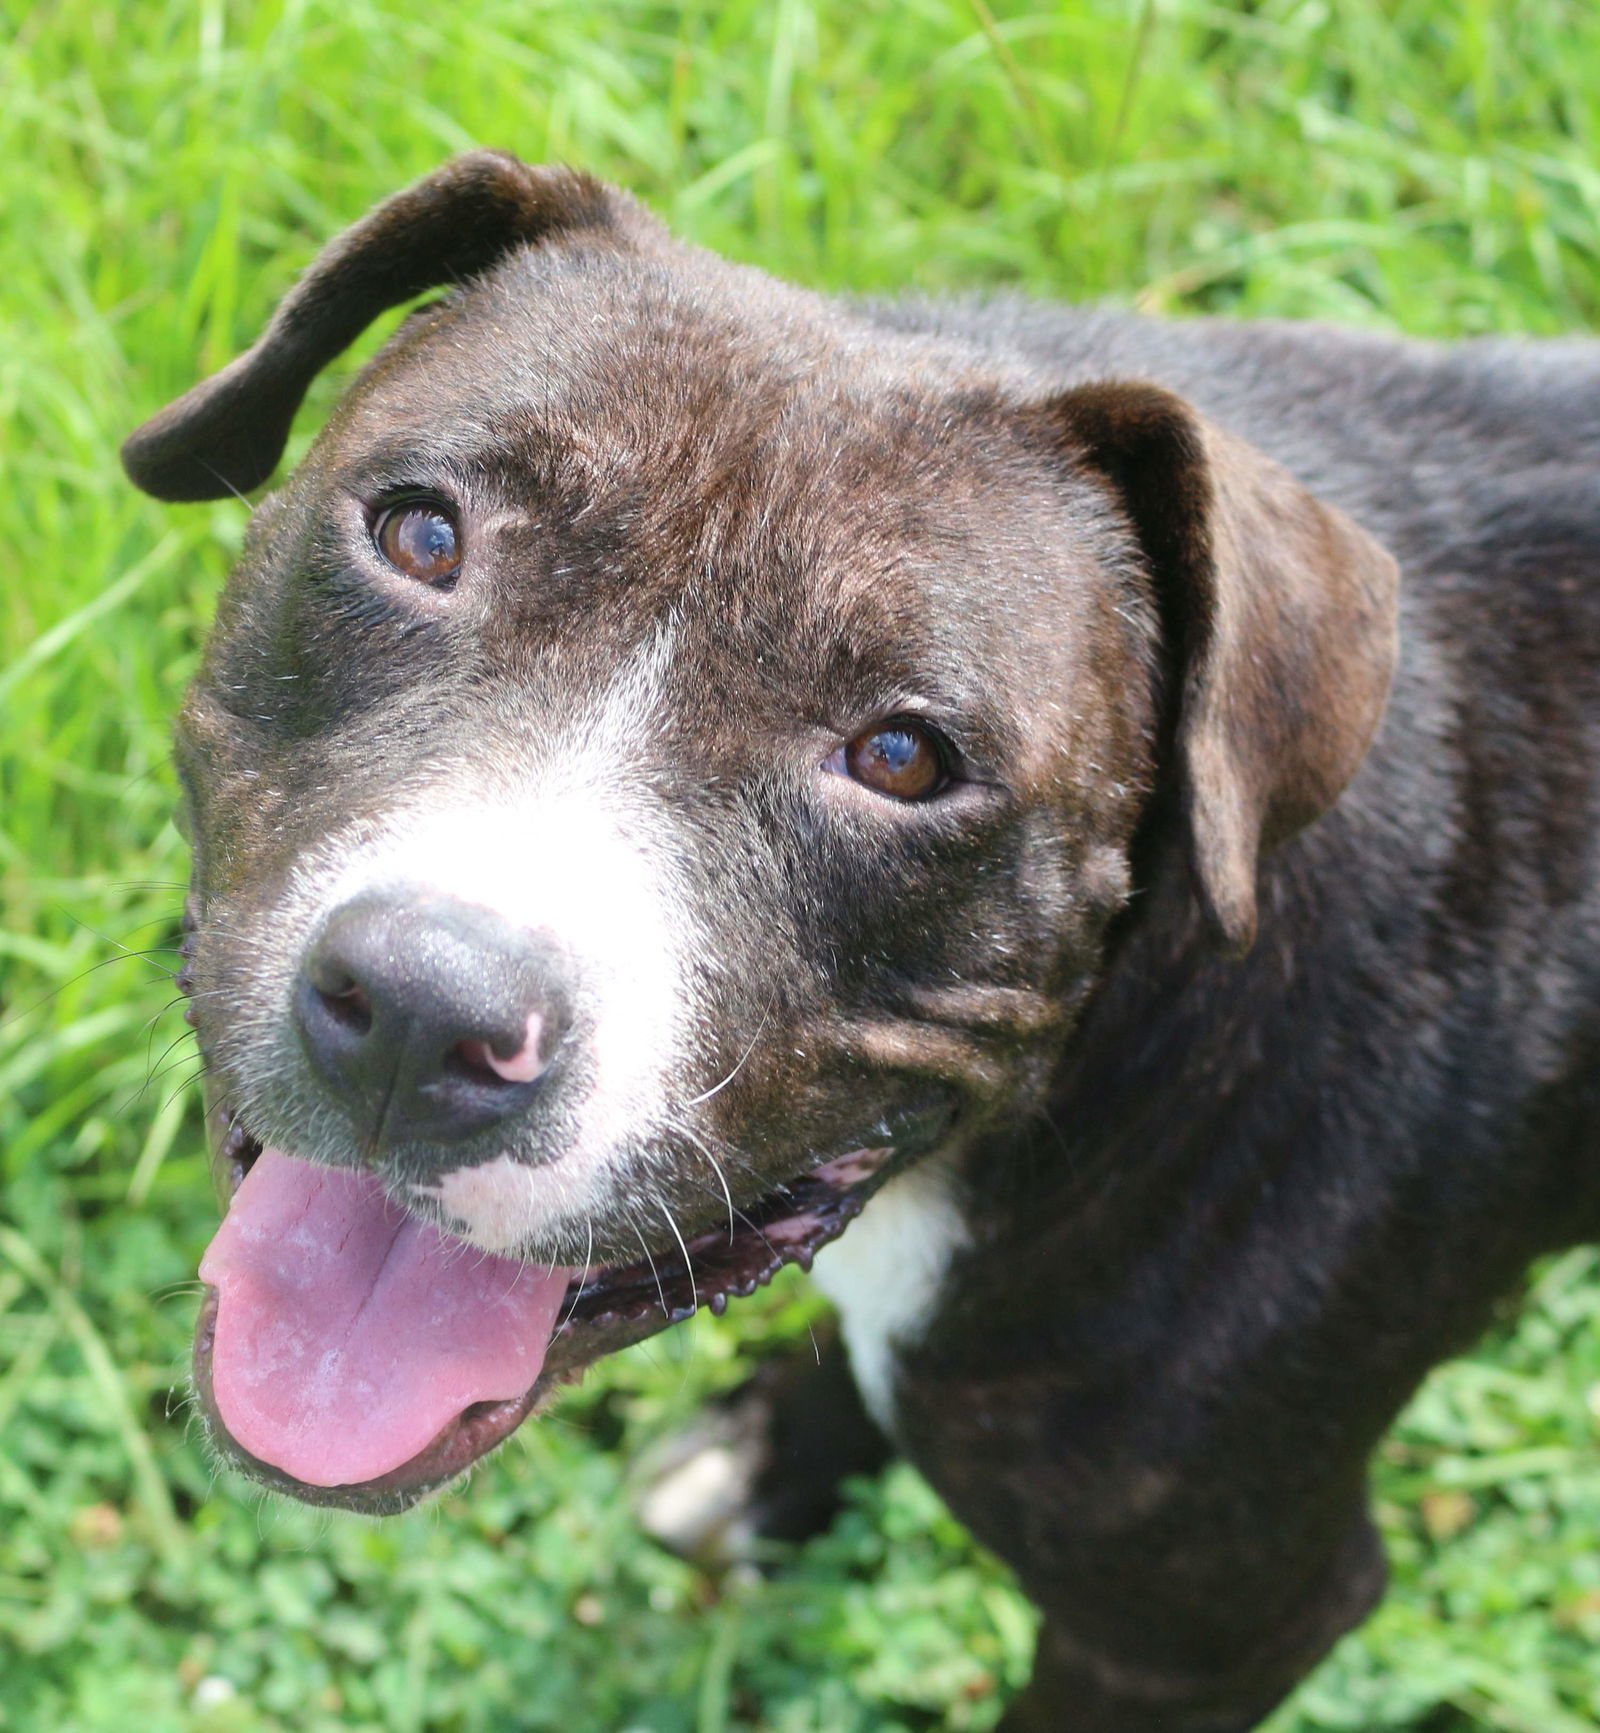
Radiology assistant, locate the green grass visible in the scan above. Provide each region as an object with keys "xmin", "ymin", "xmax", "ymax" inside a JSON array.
[{"xmin": 7, "ymin": 1, "xmax": 1600, "ymax": 1727}]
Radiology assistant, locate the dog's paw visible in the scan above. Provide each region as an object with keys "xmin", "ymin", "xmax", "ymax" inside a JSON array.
[
  {"xmin": 634, "ymin": 1334, "xmax": 894, "ymax": 1567},
  {"xmin": 633, "ymin": 1396, "xmax": 771, "ymax": 1567}
]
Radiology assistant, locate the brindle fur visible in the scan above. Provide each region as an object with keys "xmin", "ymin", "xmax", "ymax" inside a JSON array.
[{"xmin": 126, "ymin": 154, "xmax": 1600, "ymax": 1731}]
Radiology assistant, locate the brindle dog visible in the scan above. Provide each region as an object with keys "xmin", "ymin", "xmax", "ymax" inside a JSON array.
[{"xmin": 124, "ymin": 151, "xmax": 1600, "ymax": 1731}]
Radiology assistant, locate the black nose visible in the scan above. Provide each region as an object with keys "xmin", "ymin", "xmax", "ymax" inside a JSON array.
[{"xmin": 294, "ymin": 889, "xmax": 568, "ymax": 1145}]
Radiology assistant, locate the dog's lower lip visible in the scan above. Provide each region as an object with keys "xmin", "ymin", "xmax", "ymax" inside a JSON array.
[{"xmin": 195, "ymin": 1130, "xmax": 909, "ymax": 1512}]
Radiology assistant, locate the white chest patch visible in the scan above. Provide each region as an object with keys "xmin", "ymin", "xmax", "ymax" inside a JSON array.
[{"xmin": 811, "ymin": 1152, "xmax": 969, "ymax": 1431}]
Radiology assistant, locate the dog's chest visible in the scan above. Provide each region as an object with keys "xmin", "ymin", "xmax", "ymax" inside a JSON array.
[{"xmin": 811, "ymin": 1153, "xmax": 970, "ymax": 1430}]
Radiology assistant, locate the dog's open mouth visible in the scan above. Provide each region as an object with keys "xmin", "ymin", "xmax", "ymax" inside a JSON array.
[{"xmin": 193, "ymin": 1120, "xmax": 898, "ymax": 1513}]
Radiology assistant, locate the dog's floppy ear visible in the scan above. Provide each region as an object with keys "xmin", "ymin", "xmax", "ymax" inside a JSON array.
[
  {"xmin": 1050, "ymin": 381, "xmax": 1399, "ymax": 954},
  {"xmin": 123, "ymin": 152, "xmax": 620, "ymax": 502}
]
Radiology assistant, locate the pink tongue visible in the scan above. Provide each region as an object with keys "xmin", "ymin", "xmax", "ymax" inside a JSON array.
[{"xmin": 199, "ymin": 1148, "xmax": 573, "ymax": 1488}]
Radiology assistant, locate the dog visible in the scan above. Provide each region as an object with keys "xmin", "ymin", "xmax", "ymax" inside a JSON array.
[{"xmin": 121, "ymin": 150, "xmax": 1600, "ymax": 1732}]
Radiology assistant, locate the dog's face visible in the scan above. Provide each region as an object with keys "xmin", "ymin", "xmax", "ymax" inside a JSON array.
[{"xmin": 126, "ymin": 153, "xmax": 1397, "ymax": 1511}]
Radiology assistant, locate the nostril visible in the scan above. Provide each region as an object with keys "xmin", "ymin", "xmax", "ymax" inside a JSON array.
[
  {"xmin": 452, "ymin": 1038, "xmax": 504, "ymax": 1083},
  {"xmin": 317, "ymin": 981, "xmax": 374, "ymax": 1036},
  {"xmin": 454, "ymin": 1012, "xmax": 546, "ymax": 1086}
]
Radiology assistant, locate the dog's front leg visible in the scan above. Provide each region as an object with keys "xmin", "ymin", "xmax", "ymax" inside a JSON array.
[
  {"xmin": 996, "ymin": 1508, "xmax": 1386, "ymax": 1732},
  {"xmin": 894, "ymin": 1337, "xmax": 1390, "ymax": 1733}
]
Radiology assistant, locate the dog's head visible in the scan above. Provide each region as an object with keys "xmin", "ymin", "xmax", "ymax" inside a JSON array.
[{"xmin": 125, "ymin": 152, "xmax": 1397, "ymax": 1511}]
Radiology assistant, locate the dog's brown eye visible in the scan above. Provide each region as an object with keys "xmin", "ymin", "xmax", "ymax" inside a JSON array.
[
  {"xmin": 837, "ymin": 722, "xmax": 946, "ymax": 801},
  {"xmin": 374, "ymin": 504, "xmax": 460, "ymax": 586}
]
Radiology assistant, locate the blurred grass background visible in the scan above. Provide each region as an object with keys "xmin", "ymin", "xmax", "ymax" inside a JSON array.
[{"xmin": 8, "ymin": 0, "xmax": 1600, "ymax": 1728}]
